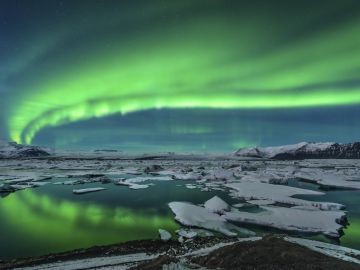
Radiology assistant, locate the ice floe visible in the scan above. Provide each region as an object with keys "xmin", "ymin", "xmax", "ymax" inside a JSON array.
[
  {"xmin": 72, "ymin": 187, "xmax": 106, "ymax": 194},
  {"xmin": 225, "ymin": 206, "xmax": 346, "ymax": 238},
  {"xmin": 294, "ymin": 168, "xmax": 360, "ymax": 189},
  {"xmin": 226, "ymin": 182, "xmax": 345, "ymax": 210},
  {"xmin": 159, "ymin": 229, "xmax": 172, "ymax": 241},
  {"xmin": 168, "ymin": 201, "xmax": 255, "ymax": 237},
  {"xmin": 203, "ymin": 196, "xmax": 230, "ymax": 214}
]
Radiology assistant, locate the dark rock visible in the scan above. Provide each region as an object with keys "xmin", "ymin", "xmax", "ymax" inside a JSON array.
[
  {"xmin": 100, "ymin": 177, "xmax": 112, "ymax": 184},
  {"xmin": 129, "ymin": 255, "xmax": 178, "ymax": 270},
  {"xmin": 17, "ymin": 148, "xmax": 50, "ymax": 157},
  {"xmin": 0, "ymin": 184, "xmax": 16, "ymax": 193},
  {"xmin": 0, "ymin": 141, "xmax": 50, "ymax": 158},
  {"xmin": 144, "ymin": 165, "xmax": 164, "ymax": 173},
  {"xmin": 192, "ymin": 236, "xmax": 360, "ymax": 270}
]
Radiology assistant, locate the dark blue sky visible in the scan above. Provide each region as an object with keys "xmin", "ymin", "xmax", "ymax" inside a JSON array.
[
  {"xmin": 1, "ymin": 0, "xmax": 360, "ymax": 151},
  {"xmin": 32, "ymin": 106, "xmax": 360, "ymax": 152}
]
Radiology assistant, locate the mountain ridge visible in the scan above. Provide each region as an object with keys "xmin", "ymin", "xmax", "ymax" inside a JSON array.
[
  {"xmin": 0, "ymin": 141, "xmax": 51, "ymax": 158},
  {"xmin": 235, "ymin": 142, "xmax": 360, "ymax": 159}
]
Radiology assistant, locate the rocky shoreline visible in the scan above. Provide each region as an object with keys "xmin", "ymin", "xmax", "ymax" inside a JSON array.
[{"xmin": 1, "ymin": 235, "xmax": 359, "ymax": 270}]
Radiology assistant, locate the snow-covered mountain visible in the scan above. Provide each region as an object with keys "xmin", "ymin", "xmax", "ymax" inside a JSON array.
[
  {"xmin": 0, "ymin": 141, "xmax": 51, "ymax": 158},
  {"xmin": 235, "ymin": 142, "xmax": 360, "ymax": 159}
]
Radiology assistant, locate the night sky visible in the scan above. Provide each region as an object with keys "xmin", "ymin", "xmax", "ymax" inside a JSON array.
[{"xmin": 1, "ymin": 0, "xmax": 360, "ymax": 152}]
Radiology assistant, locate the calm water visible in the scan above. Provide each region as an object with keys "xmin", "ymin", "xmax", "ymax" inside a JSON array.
[
  {"xmin": 0, "ymin": 178, "xmax": 359, "ymax": 260},
  {"xmin": 0, "ymin": 179, "xmax": 235, "ymax": 260},
  {"xmin": 289, "ymin": 179, "xmax": 360, "ymax": 250}
]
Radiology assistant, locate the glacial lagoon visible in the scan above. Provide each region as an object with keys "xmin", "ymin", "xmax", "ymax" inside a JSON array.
[{"xmin": 0, "ymin": 177, "xmax": 359, "ymax": 260}]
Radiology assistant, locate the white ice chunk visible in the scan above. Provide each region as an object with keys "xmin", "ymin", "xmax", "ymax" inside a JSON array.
[
  {"xmin": 204, "ymin": 196, "xmax": 230, "ymax": 213},
  {"xmin": 185, "ymin": 184, "xmax": 197, "ymax": 189},
  {"xmin": 247, "ymin": 199, "xmax": 275, "ymax": 206},
  {"xmin": 128, "ymin": 184, "xmax": 150, "ymax": 189},
  {"xmin": 158, "ymin": 229, "xmax": 172, "ymax": 241},
  {"xmin": 126, "ymin": 176, "xmax": 173, "ymax": 183},
  {"xmin": 176, "ymin": 229, "xmax": 198, "ymax": 239},
  {"xmin": 72, "ymin": 188, "xmax": 106, "ymax": 194}
]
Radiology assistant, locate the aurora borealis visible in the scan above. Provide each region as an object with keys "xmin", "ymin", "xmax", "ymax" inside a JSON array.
[{"xmin": 1, "ymin": 0, "xmax": 360, "ymax": 150}]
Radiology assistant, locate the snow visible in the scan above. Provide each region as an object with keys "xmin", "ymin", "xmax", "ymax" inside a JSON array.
[
  {"xmin": 169, "ymin": 201, "xmax": 235, "ymax": 236},
  {"xmin": 235, "ymin": 142, "xmax": 335, "ymax": 159},
  {"xmin": 181, "ymin": 241, "xmax": 238, "ymax": 257},
  {"xmin": 0, "ymin": 141, "xmax": 51, "ymax": 158},
  {"xmin": 185, "ymin": 184, "xmax": 197, "ymax": 189},
  {"xmin": 114, "ymin": 179, "xmax": 153, "ymax": 189},
  {"xmin": 295, "ymin": 168, "xmax": 360, "ymax": 189},
  {"xmin": 15, "ymin": 252, "xmax": 161, "ymax": 270},
  {"xmin": 247, "ymin": 199, "xmax": 275, "ymax": 206},
  {"xmin": 284, "ymin": 237, "xmax": 360, "ymax": 265},
  {"xmin": 1, "ymin": 147, "xmax": 359, "ymax": 260},
  {"xmin": 235, "ymin": 171, "xmax": 290, "ymax": 185},
  {"xmin": 125, "ymin": 176, "xmax": 173, "ymax": 183},
  {"xmin": 113, "ymin": 176, "xmax": 173, "ymax": 189},
  {"xmin": 13, "ymin": 236, "xmax": 359, "ymax": 269},
  {"xmin": 205, "ymin": 169, "xmax": 235, "ymax": 181},
  {"xmin": 128, "ymin": 183, "xmax": 151, "ymax": 189},
  {"xmin": 226, "ymin": 182, "xmax": 345, "ymax": 210},
  {"xmin": 225, "ymin": 206, "xmax": 346, "ymax": 237},
  {"xmin": 168, "ymin": 201, "xmax": 254, "ymax": 237},
  {"xmin": 171, "ymin": 172, "xmax": 201, "ymax": 180},
  {"xmin": 159, "ymin": 229, "xmax": 172, "ymax": 241},
  {"xmin": 204, "ymin": 196, "xmax": 230, "ymax": 213},
  {"xmin": 176, "ymin": 229, "xmax": 198, "ymax": 239},
  {"xmin": 181, "ymin": 237, "xmax": 261, "ymax": 257},
  {"xmin": 232, "ymin": 203, "xmax": 244, "ymax": 208},
  {"xmin": 171, "ymin": 192, "xmax": 346, "ymax": 238},
  {"xmin": 72, "ymin": 187, "xmax": 106, "ymax": 194}
]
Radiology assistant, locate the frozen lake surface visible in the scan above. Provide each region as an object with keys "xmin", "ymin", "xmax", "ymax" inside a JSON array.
[{"xmin": 0, "ymin": 155, "xmax": 359, "ymax": 260}]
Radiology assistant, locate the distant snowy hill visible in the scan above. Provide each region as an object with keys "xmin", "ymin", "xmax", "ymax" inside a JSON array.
[
  {"xmin": 235, "ymin": 142, "xmax": 360, "ymax": 159},
  {"xmin": 0, "ymin": 141, "xmax": 51, "ymax": 158}
]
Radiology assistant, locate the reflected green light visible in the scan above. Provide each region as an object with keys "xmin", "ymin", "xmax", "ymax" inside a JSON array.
[
  {"xmin": 0, "ymin": 190, "xmax": 179, "ymax": 255},
  {"xmin": 341, "ymin": 217, "xmax": 360, "ymax": 250}
]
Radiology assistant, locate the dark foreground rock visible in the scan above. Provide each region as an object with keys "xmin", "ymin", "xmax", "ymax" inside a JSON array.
[
  {"xmin": 0, "ymin": 239, "xmax": 177, "ymax": 270},
  {"xmin": 191, "ymin": 235, "xmax": 360, "ymax": 270},
  {"xmin": 2, "ymin": 236, "xmax": 358, "ymax": 270}
]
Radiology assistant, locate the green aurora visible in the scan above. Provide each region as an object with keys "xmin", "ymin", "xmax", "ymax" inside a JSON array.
[{"xmin": 2, "ymin": 0, "xmax": 360, "ymax": 145}]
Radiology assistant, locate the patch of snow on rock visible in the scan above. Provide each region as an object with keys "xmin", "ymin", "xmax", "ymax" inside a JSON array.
[{"xmin": 284, "ymin": 237, "xmax": 360, "ymax": 265}]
